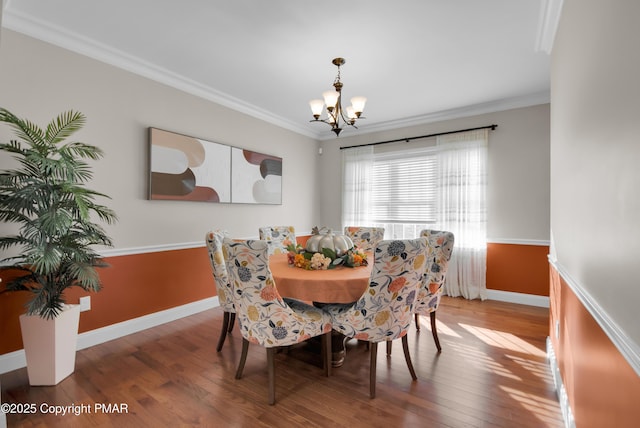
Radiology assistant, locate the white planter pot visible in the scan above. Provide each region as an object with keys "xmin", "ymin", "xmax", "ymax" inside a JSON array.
[{"xmin": 19, "ymin": 304, "xmax": 81, "ymax": 386}]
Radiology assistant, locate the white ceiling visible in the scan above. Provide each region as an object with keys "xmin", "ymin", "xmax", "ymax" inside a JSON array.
[{"xmin": 1, "ymin": 0, "xmax": 553, "ymax": 140}]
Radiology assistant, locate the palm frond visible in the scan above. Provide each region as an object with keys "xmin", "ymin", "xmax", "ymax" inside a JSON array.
[
  {"xmin": 0, "ymin": 108, "xmax": 46, "ymax": 149},
  {"xmin": 0, "ymin": 108, "xmax": 117, "ymax": 318},
  {"xmin": 44, "ymin": 110, "xmax": 86, "ymax": 145},
  {"xmin": 59, "ymin": 141, "xmax": 104, "ymax": 161}
]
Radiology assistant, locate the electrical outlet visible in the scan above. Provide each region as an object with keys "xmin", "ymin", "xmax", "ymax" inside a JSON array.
[
  {"xmin": 555, "ymin": 319, "xmax": 560, "ymax": 340},
  {"xmin": 79, "ymin": 296, "xmax": 91, "ymax": 312}
]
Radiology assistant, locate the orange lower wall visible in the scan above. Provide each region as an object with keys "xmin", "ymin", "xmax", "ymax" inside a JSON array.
[
  {"xmin": 487, "ymin": 243, "xmax": 549, "ymax": 296},
  {"xmin": 0, "ymin": 246, "xmax": 213, "ymax": 355},
  {"xmin": 549, "ymin": 266, "xmax": 640, "ymax": 427},
  {"xmin": 1, "ymin": 239, "xmax": 543, "ymax": 355}
]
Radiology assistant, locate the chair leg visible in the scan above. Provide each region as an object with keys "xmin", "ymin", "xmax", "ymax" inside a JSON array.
[
  {"xmin": 235, "ymin": 338, "xmax": 249, "ymax": 379},
  {"xmin": 216, "ymin": 311, "xmax": 230, "ymax": 352},
  {"xmin": 228, "ymin": 312, "xmax": 236, "ymax": 333},
  {"xmin": 401, "ymin": 335, "xmax": 418, "ymax": 380},
  {"xmin": 322, "ymin": 331, "xmax": 332, "ymax": 377},
  {"xmin": 430, "ymin": 311, "xmax": 442, "ymax": 353},
  {"xmin": 415, "ymin": 313, "xmax": 420, "ymax": 331},
  {"xmin": 369, "ymin": 342, "xmax": 378, "ymax": 398},
  {"xmin": 267, "ymin": 347, "xmax": 276, "ymax": 405},
  {"xmin": 386, "ymin": 341, "xmax": 392, "ymax": 356}
]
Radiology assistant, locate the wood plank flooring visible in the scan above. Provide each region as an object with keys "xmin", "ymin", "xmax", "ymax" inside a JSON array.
[{"xmin": 1, "ymin": 297, "xmax": 564, "ymax": 427}]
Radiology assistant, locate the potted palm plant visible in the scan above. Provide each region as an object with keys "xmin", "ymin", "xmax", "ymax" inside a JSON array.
[{"xmin": 0, "ymin": 107, "xmax": 117, "ymax": 385}]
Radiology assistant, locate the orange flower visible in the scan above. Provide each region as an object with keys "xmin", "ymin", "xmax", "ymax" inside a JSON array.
[
  {"xmin": 294, "ymin": 253, "xmax": 309, "ymax": 269},
  {"xmin": 261, "ymin": 285, "xmax": 279, "ymax": 301},
  {"xmin": 429, "ymin": 282, "xmax": 440, "ymax": 293},
  {"xmin": 353, "ymin": 254, "xmax": 363, "ymax": 265},
  {"xmin": 389, "ymin": 276, "xmax": 407, "ymax": 292}
]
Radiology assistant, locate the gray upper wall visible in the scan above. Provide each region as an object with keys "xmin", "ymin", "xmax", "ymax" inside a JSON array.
[
  {"xmin": 0, "ymin": 29, "xmax": 321, "ymax": 251},
  {"xmin": 318, "ymin": 104, "xmax": 551, "ymax": 243},
  {"xmin": 0, "ymin": 29, "xmax": 551, "ymax": 254},
  {"xmin": 551, "ymin": 0, "xmax": 640, "ymax": 358}
]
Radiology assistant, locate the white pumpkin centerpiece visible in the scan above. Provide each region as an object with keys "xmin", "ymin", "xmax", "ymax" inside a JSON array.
[{"xmin": 305, "ymin": 227, "xmax": 354, "ymax": 256}]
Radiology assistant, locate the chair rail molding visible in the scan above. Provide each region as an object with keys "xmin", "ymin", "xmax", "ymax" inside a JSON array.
[{"xmin": 549, "ymin": 257, "xmax": 640, "ymax": 377}]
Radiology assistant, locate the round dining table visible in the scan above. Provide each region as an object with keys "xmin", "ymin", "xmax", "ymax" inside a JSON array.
[
  {"xmin": 269, "ymin": 253, "xmax": 372, "ymax": 304},
  {"xmin": 269, "ymin": 253, "xmax": 373, "ymax": 366}
]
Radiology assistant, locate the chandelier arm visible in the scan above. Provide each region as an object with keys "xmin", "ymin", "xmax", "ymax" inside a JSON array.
[
  {"xmin": 309, "ymin": 57, "xmax": 363, "ymax": 136},
  {"xmin": 337, "ymin": 103, "xmax": 357, "ymax": 128}
]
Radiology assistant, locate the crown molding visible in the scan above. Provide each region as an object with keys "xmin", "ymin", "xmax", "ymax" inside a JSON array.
[
  {"xmin": 535, "ymin": 0, "xmax": 565, "ymax": 54},
  {"xmin": 322, "ymin": 91, "xmax": 550, "ymax": 141},
  {"xmin": 1, "ymin": 7, "xmax": 319, "ymax": 139},
  {"xmin": 2, "ymin": 4, "xmax": 550, "ymax": 141}
]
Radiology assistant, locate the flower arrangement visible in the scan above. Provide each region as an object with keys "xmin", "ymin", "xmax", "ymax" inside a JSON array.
[{"xmin": 286, "ymin": 242, "xmax": 368, "ymax": 270}]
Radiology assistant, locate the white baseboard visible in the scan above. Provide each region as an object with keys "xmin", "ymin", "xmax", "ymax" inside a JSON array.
[
  {"xmin": 486, "ymin": 289, "xmax": 550, "ymax": 308},
  {"xmin": 547, "ymin": 337, "xmax": 575, "ymax": 428},
  {"xmin": 0, "ymin": 297, "xmax": 219, "ymax": 375}
]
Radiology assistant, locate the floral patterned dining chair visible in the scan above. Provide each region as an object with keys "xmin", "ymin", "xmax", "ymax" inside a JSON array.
[
  {"xmin": 322, "ymin": 238, "xmax": 428, "ymax": 398},
  {"xmin": 223, "ymin": 238, "xmax": 332, "ymax": 405},
  {"xmin": 205, "ymin": 230, "xmax": 236, "ymax": 352},
  {"xmin": 415, "ymin": 229, "xmax": 455, "ymax": 352},
  {"xmin": 344, "ymin": 226, "xmax": 385, "ymax": 253},
  {"xmin": 258, "ymin": 226, "xmax": 297, "ymax": 255}
]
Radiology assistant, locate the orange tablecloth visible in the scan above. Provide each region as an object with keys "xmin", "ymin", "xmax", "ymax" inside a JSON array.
[{"xmin": 269, "ymin": 253, "xmax": 371, "ymax": 304}]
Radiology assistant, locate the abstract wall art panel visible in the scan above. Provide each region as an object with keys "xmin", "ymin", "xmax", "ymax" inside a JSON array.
[
  {"xmin": 148, "ymin": 128, "xmax": 282, "ymax": 205},
  {"xmin": 231, "ymin": 148, "xmax": 282, "ymax": 204}
]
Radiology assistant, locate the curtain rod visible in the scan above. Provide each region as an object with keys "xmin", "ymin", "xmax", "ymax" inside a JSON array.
[{"xmin": 339, "ymin": 124, "xmax": 498, "ymax": 150}]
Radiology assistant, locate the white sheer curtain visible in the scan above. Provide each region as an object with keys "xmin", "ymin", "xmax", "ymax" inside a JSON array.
[
  {"xmin": 435, "ymin": 129, "xmax": 488, "ymax": 300},
  {"xmin": 341, "ymin": 145, "xmax": 374, "ymax": 227}
]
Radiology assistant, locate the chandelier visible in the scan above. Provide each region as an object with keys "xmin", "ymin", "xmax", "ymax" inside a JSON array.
[{"xmin": 309, "ymin": 58, "xmax": 366, "ymax": 137}]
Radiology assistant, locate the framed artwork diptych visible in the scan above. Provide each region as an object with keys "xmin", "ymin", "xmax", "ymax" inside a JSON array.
[{"xmin": 148, "ymin": 128, "xmax": 282, "ymax": 204}]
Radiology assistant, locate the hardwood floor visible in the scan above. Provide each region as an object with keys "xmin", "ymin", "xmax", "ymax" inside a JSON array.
[{"xmin": 2, "ymin": 297, "xmax": 564, "ymax": 427}]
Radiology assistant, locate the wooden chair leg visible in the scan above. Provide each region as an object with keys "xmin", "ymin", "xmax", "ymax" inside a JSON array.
[
  {"xmin": 430, "ymin": 311, "xmax": 442, "ymax": 353},
  {"xmin": 386, "ymin": 341, "xmax": 392, "ymax": 356},
  {"xmin": 369, "ymin": 342, "xmax": 378, "ymax": 398},
  {"xmin": 322, "ymin": 331, "xmax": 332, "ymax": 377},
  {"xmin": 267, "ymin": 347, "xmax": 276, "ymax": 405},
  {"xmin": 235, "ymin": 338, "xmax": 250, "ymax": 379},
  {"xmin": 401, "ymin": 335, "xmax": 418, "ymax": 380},
  {"xmin": 228, "ymin": 312, "xmax": 236, "ymax": 333},
  {"xmin": 216, "ymin": 311, "xmax": 230, "ymax": 352},
  {"xmin": 415, "ymin": 313, "xmax": 421, "ymax": 331}
]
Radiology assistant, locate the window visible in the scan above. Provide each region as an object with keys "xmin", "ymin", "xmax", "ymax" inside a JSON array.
[
  {"xmin": 368, "ymin": 149, "xmax": 438, "ymax": 239},
  {"xmin": 341, "ymin": 128, "xmax": 489, "ymax": 300},
  {"xmin": 371, "ymin": 151, "xmax": 437, "ymax": 224}
]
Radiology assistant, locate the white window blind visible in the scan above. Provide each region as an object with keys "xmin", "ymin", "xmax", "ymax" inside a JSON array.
[{"xmin": 370, "ymin": 149, "xmax": 437, "ymax": 224}]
